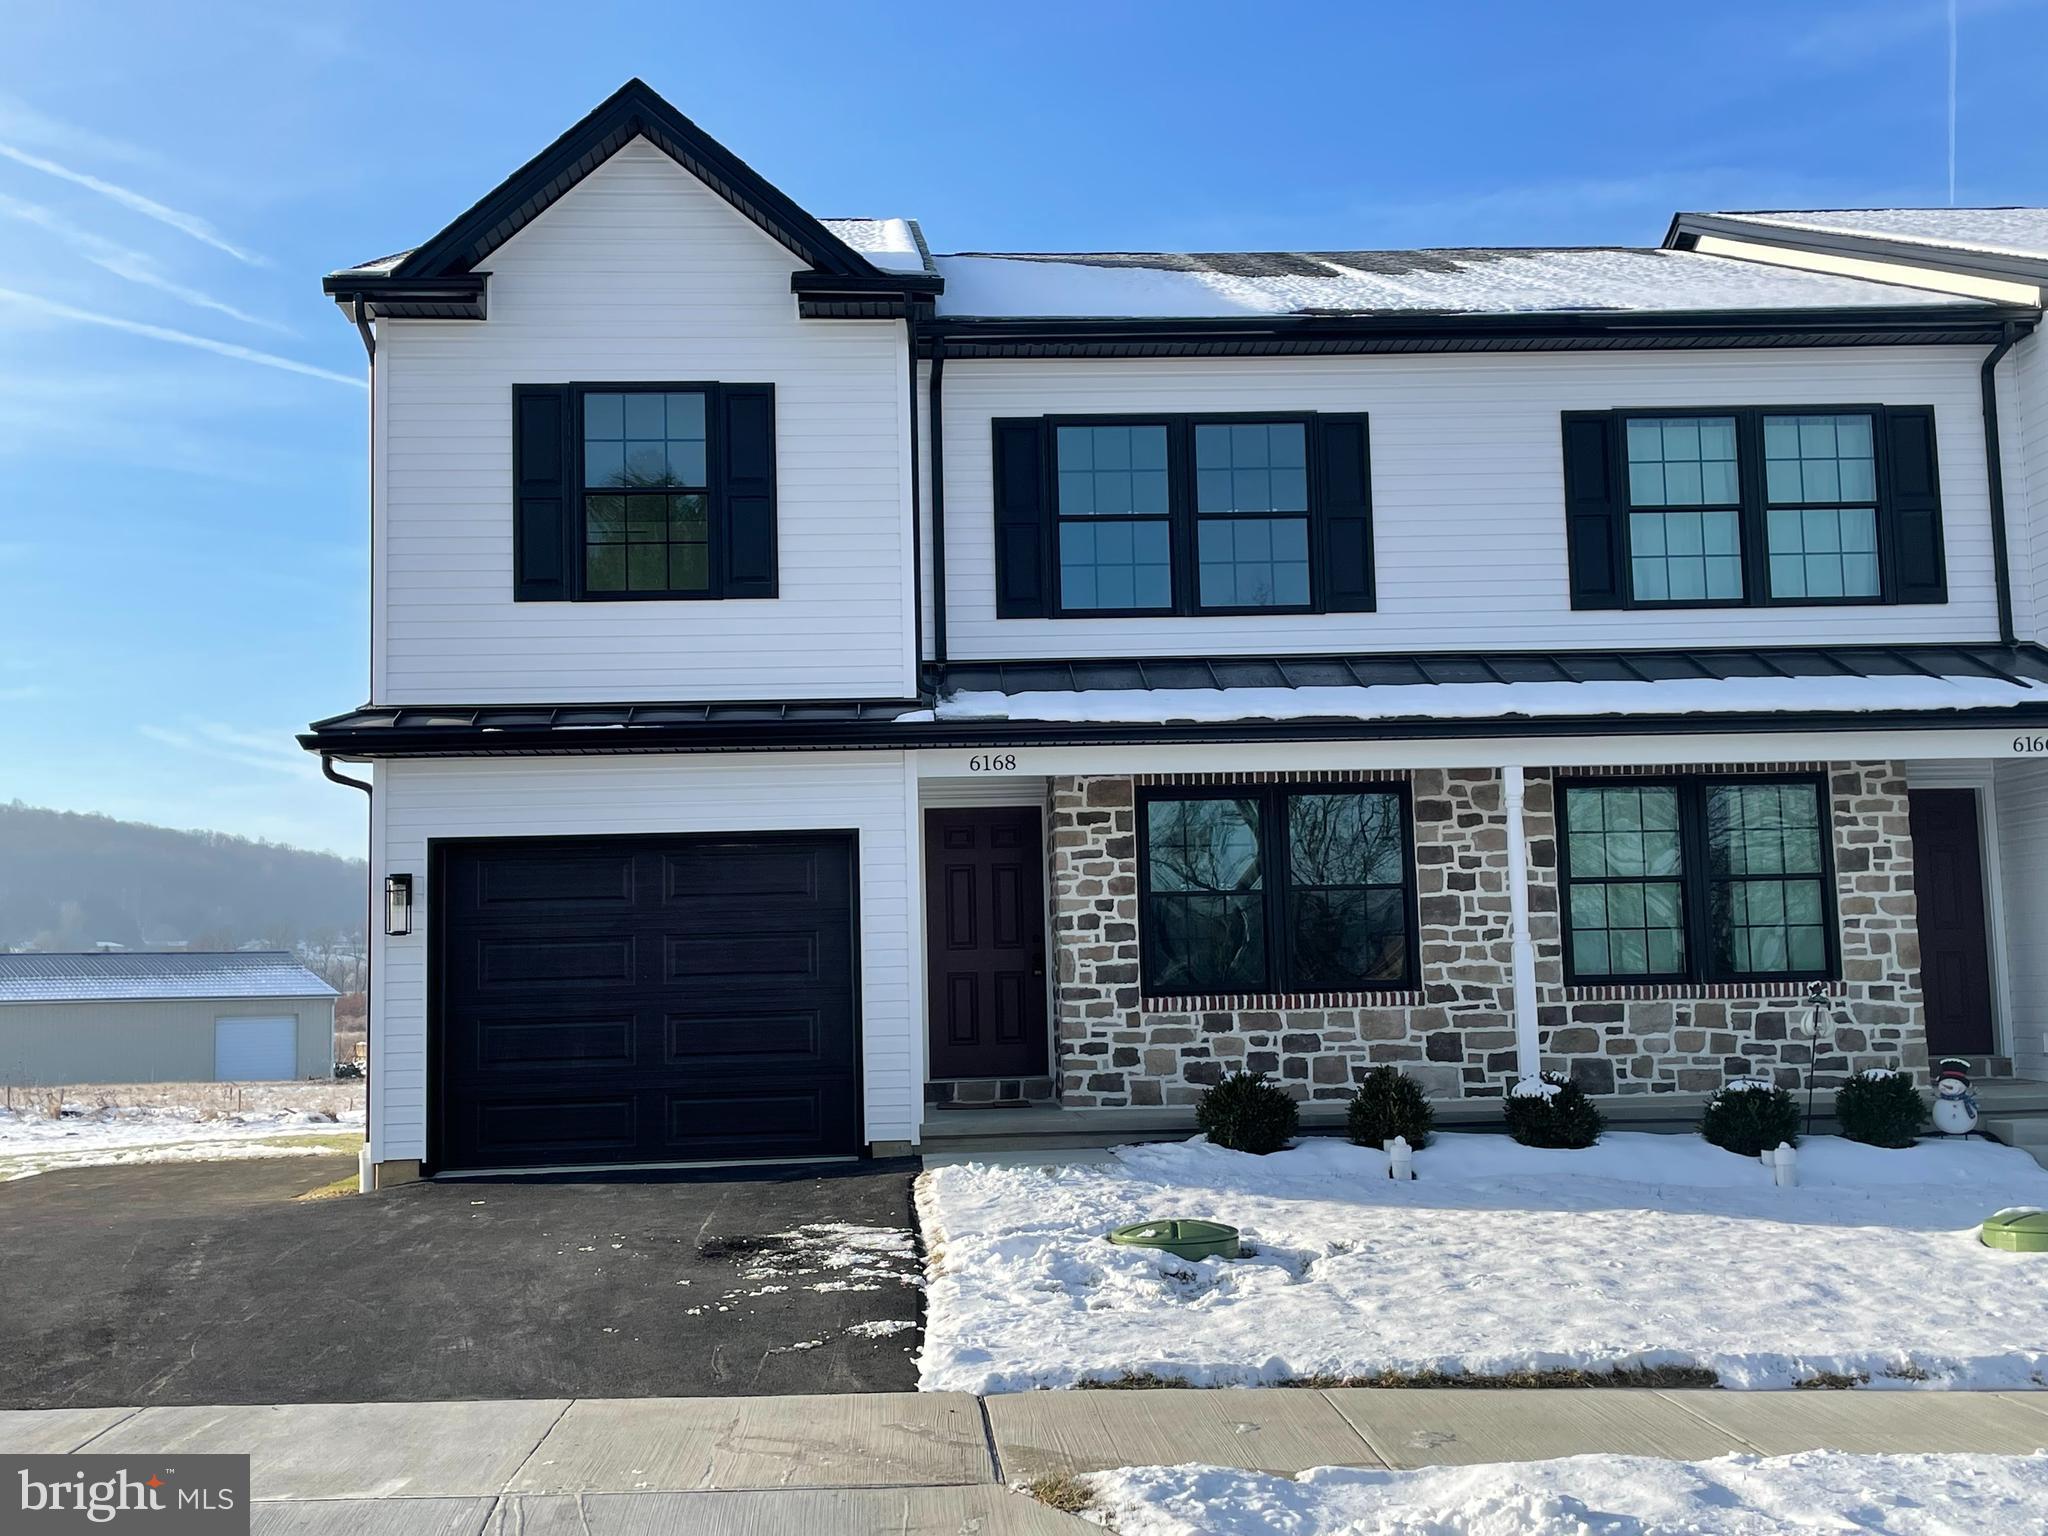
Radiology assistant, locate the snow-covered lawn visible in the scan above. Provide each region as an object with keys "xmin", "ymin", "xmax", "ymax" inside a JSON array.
[
  {"xmin": 1074, "ymin": 1452, "xmax": 2048, "ymax": 1535},
  {"xmin": 0, "ymin": 1081, "xmax": 364, "ymax": 1180},
  {"xmin": 917, "ymin": 1133, "xmax": 2048, "ymax": 1393}
]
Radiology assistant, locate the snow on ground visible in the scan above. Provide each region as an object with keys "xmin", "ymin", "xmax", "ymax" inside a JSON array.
[
  {"xmin": 1079, "ymin": 1451, "xmax": 2048, "ymax": 1536},
  {"xmin": 0, "ymin": 1084, "xmax": 364, "ymax": 1180},
  {"xmin": 917, "ymin": 1133, "xmax": 2048, "ymax": 1393}
]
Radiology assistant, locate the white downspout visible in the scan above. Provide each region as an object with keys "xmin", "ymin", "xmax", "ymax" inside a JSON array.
[{"xmin": 1502, "ymin": 764, "xmax": 1541, "ymax": 1080}]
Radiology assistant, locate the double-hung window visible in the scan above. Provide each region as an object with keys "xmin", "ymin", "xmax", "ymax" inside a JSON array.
[
  {"xmin": 1562, "ymin": 404, "xmax": 1944, "ymax": 611},
  {"xmin": 993, "ymin": 412, "xmax": 1374, "ymax": 619},
  {"xmin": 1139, "ymin": 783, "xmax": 1416, "ymax": 997},
  {"xmin": 1558, "ymin": 775, "xmax": 1836, "ymax": 984},
  {"xmin": 510, "ymin": 380, "xmax": 778, "ymax": 603},
  {"xmin": 581, "ymin": 389, "xmax": 711, "ymax": 596}
]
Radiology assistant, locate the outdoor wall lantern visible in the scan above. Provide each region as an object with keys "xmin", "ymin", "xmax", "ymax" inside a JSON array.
[{"xmin": 383, "ymin": 873, "xmax": 414, "ymax": 937}]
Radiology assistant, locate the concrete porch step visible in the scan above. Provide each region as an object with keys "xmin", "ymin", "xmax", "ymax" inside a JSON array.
[{"xmin": 1980, "ymin": 1115, "xmax": 2048, "ymax": 1168}]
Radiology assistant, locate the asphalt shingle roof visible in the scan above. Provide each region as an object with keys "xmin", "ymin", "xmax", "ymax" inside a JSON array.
[{"xmin": 0, "ymin": 952, "xmax": 338, "ymax": 1004}]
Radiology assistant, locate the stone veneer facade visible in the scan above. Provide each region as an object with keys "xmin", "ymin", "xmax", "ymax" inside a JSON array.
[{"xmin": 1049, "ymin": 763, "xmax": 1926, "ymax": 1108}]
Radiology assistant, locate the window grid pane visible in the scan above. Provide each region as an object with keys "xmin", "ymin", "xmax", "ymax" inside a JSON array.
[
  {"xmin": 1194, "ymin": 422, "xmax": 1309, "ymax": 513},
  {"xmin": 583, "ymin": 390, "xmax": 707, "ymax": 491},
  {"xmin": 1060, "ymin": 520, "xmax": 1171, "ymax": 611},
  {"xmin": 1562, "ymin": 786, "xmax": 1686, "ymax": 978},
  {"xmin": 1056, "ymin": 425, "xmax": 1170, "ymax": 516},
  {"xmin": 1624, "ymin": 416, "xmax": 1742, "ymax": 604},
  {"xmin": 584, "ymin": 491, "xmax": 709, "ymax": 594},
  {"xmin": 1285, "ymin": 791, "xmax": 1409, "ymax": 988},
  {"xmin": 1145, "ymin": 797, "xmax": 1267, "ymax": 993},
  {"xmin": 1198, "ymin": 516, "xmax": 1311, "ymax": 608},
  {"xmin": 1705, "ymin": 782, "xmax": 1828, "ymax": 976},
  {"xmin": 1761, "ymin": 413, "xmax": 1880, "ymax": 599}
]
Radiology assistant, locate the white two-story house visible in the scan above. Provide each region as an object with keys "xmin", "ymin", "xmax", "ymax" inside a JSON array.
[{"xmin": 308, "ymin": 80, "xmax": 2048, "ymax": 1184}]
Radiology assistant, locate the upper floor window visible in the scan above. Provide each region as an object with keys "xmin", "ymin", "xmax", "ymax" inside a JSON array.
[
  {"xmin": 993, "ymin": 412, "xmax": 1375, "ymax": 620},
  {"xmin": 511, "ymin": 381, "xmax": 778, "ymax": 604},
  {"xmin": 583, "ymin": 390, "xmax": 711, "ymax": 596},
  {"xmin": 1562, "ymin": 404, "xmax": 1945, "ymax": 613}
]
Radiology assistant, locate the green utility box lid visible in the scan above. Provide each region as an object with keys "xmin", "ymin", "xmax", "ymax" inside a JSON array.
[
  {"xmin": 1981, "ymin": 1208, "xmax": 2048, "ymax": 1253},
  {"xmin": 1108, "ymin": 1219, "xmax": 1240, "ymax": 1262}
]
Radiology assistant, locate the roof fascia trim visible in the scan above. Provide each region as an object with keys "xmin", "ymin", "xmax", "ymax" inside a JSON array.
[
  {"xmin": 1668, "ymin": 212, "xmax": 2048, "ymax": 286},
  {"xmin": 388, "ymin": 79, "xmax": 886, "ymax": 284}
]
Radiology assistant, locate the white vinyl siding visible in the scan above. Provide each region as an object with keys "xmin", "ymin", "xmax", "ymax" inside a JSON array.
[
  {"xmin": 2012, "ymin": 337, "xmax": 2048, "ymax": 644},
  {"xmin": 375, "ymin": 137, "xmax": 913, "ymax": 704},
  {"xmin": 1995, "ymin": 758, "xmax": 2048, "ymax": 1079},
  {"xmin": 930, "ymin": 346, "xmax": 2001, "ymax": 658},
  {"xmin": 370, "ymin": 752, "xmax": 918, "ymax": 1162}
]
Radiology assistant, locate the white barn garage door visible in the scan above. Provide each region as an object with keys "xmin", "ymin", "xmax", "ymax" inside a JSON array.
[{"xmin": 213, "ymin": 1017, "xmax": 298, "ymax": 1081}]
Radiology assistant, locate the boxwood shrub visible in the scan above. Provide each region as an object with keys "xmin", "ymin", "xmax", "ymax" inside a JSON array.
[
  {"xmin": 1833, "ymin": 1069, "xmax": 1926, "ymax": 1148},
  {"xmin": 1347, "ymin": 1066, "xmax": 1436, "ymax": 1151},
  {"xmin": 1502, "ymin": 1072, "xmax": 1605, "ymax": 1149},
  {"xmin": 1700, "ymin": 1078, "xmax": 1801, "ymax": 1156},
  {"xmin": 1195, "ymin": 1070, "xmax": 1299, "ymax": 1155}
]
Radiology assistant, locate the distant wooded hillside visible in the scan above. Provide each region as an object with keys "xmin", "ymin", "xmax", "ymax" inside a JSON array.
[{"xmin": 0, "ymin": 803, "xmax": 367, "ymax": 985}]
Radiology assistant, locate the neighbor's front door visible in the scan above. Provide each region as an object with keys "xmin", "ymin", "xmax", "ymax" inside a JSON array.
[
  {"xmin": 1908, "ymin": 788, "xmax": 1996, "ymax": 1058},
  {"xmin": 924, "ymin": 806, "xmax": 1049, "ymax": 1080}
]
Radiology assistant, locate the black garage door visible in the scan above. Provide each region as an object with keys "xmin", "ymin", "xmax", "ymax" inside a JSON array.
[{"xmin": 433, "ymin": 833, "xmax": 860, "ymax": 1172}]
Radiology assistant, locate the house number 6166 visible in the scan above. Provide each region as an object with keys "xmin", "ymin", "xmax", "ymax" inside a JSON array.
[{"xmin": 967, "ymin": 753, "xmax": 1018, "ymax": 773}]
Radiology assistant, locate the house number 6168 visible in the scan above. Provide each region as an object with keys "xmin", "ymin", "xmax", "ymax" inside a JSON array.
[{"xmin": 967, "ymin": 753, "xmax": 1018, "ymax": 773}]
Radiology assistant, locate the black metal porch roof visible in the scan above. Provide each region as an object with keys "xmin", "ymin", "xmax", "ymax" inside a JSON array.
[{"xmin": 298, "ymin": 643, "xmax": 2048, "ymax": 758}]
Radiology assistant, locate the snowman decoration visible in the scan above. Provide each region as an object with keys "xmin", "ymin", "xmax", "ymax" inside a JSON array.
[{"xmin": 1932, "ymin": 1058, "xmax": 1979, "ymax": 1138}]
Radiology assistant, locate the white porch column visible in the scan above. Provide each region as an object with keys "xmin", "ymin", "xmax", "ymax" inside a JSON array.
[{"xmin": 1502, "ymin": 764, "xmax": 1541, "ymax": 1080}]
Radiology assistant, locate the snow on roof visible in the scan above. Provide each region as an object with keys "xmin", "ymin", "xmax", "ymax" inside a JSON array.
[
  {"xmin": 929, "ymin": 245, "xmax": 1986, "ymax": 320},
  {"xmin": 819, "ymin": 217, "xmax": 933, "ymax": 275},
  {"xmin": 1706, "ymin": 208, "xmax": 2048, "ymax": 263},
  {"xmin": 935, "ymin": 671, "xmax": 2048, "ymax": 726},
  {"xmin": 0, "ymin": 951, "xmax": 338, "ymax": 1005}
]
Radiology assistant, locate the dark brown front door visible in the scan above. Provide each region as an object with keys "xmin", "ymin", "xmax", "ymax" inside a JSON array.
[
  {"xmin": 925, "ymin": 807, "xmax": 1049, "ymax": 1079},
  {"xmin": 1908, "ymin": 788, "xmax": 1996, "ymax": 1057}
]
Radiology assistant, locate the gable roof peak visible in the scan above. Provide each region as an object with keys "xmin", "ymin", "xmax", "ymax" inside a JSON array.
[{"xmin": 371, "ymin": 78, "xmax": 935, "ymax": 295}]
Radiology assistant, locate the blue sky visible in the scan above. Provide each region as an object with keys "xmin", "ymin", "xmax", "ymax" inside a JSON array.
[{"xmin": 2, "ymin": 0, "xmax": 2044, "ymax": 857}]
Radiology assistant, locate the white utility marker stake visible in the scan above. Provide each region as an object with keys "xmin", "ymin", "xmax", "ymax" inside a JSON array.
[
  {"xmin": 1387, "ymin": 1135, "xmax": 1414, "ymax": 1180},
  {"xmin": 1502, "ymin": 764, "xmax": 1541, "ymax": 1080}
]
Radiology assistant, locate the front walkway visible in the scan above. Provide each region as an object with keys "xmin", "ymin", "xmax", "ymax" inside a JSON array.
[{"xmin": 9, "ymin": 1388, "xmax": 2047, "ymax": 1533}]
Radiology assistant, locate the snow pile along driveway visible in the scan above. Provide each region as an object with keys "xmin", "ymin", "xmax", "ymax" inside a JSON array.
[
  {"xmin": 1080, "ymin": 1451, "xmax": 2048, "ymax": 1536},
  {"xmin": 916, "ymin": 1134, "xmax": 2048, "ymax": 1393},
  {"xmin": 0, "ymin": 1095, "xmax": 364, "ymax": 1180}
]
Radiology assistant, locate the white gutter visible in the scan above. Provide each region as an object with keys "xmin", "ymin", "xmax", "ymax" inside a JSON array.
[{"xmin": 1502, "ymin": 764, "xmax": 1541, "ymax": 1078}]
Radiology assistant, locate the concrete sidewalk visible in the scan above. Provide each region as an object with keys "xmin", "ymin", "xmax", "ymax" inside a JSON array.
[{"xmin": 8, "ymin": 1388, "xmax": 2048, "ymax": 1534}]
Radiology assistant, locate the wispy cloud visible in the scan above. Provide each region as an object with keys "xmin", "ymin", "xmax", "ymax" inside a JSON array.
[
  {"xmin": 0, "ymin": 141, "xmax": 266, "ymax": 266},
  {"xmin": 0, "ymin": 288, "xmax": 362, "ymax": 389},
  {"xmin": 140, "ymin": 721, "xmax": 317, "ymax": 781},
  {"xmin": 1789, "ymin": 0, "xmax": 2044, "ymax": 62},
  {"xmin": 0, "ymin": 93, "xmax": 159, "ymax": 168},
  {"xmin": 0, "ymin": 193, "xmax": 288, "ymax": 333}
]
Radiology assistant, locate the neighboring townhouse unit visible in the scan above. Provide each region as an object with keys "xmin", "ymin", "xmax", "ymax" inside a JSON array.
[{"xmin": 307, "ymin": 80, "xmax": 2048, "ymax": 1183}]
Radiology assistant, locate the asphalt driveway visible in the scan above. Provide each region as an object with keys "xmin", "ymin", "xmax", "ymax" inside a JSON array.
[{"xmin": 0, "ymin": 1156, "xmax": 923, "ymax": 1409}]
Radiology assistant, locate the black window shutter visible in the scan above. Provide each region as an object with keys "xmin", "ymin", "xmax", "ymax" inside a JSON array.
[
  {"xmin": 992, "ymin": 418, "xmax": 1050, "ymax": 618},
  {"xmin": 1315, "ymin": 413, "xmax": 1375, "ymax": 611},
  {"xmin": 512, "ymin": 385, "xmax": 572, "ymax": 602},
  {"xmin": 717, "ymin": 383, "xmax": 778, "ymax": 598},
  {"xmin": 1561, "ymin": 411, "xmax": 1625, "ymax": 609},
  {"xmin": 1884, "ymin": 405, "xmax": 1946, "ymax": 604}
]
